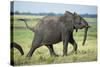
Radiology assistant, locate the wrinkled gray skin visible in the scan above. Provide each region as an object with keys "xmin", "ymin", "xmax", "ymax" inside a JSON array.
[{"xmin": 18, "ymin": 11, "xmax": 89, "ymax": 57}]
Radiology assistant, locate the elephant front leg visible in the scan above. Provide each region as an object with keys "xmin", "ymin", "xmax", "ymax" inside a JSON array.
[
  {"xmin": 69, "ymin": 33, "xmax": 78, "ymax": 54},
  {"xmin": 63, "ymin": 42, "xmax": 68, "ymax": 56},
  {"xmin": 62, "ymin": 31, "xmax": 70, "ymax": 56}
]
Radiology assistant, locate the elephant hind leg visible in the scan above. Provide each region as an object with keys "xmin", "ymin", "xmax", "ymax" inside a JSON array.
[
  {"xmin": 26, "ymin": 35, "xmax": 42, "ymax": 57},
  {"xmin": 45, "ymin": 45, "xmax": 58, "ymax": 57},
  {"xmin": 11, "ymin": 42, "xmax": 24, "ymax": 55},
  {"xmin": 11, "ymin": 42, "xmax": 24, "ymax": 65}
]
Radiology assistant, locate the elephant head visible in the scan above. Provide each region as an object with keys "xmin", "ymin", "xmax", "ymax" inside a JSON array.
[
  {"xmin": 73, "ymin": 12, "xmax": 90, "ymax": 46},
  {"xmin": 62, "ymin": 11, "xmax": 90, "ymax": 46}
]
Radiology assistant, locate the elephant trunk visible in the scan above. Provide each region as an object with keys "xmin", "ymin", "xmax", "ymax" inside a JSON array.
[{"xmin": 82, "ymin": 27, "xmax": 88, "ymax": 46}]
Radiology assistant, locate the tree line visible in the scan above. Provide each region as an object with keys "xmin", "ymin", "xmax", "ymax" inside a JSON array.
[{"xmin": 11, "ymin": 11, "xmax": 97, "ymax": 18}]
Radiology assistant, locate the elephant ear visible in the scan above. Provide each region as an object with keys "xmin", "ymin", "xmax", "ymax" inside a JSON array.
[
  {"xmin": 74, "ymin": 12, "xmax": 81, "ymax": 32},
  {"xmin": 60, "ymin": 11, "xmax": 68, "ymax": 22},
  {"xmin": 60, "ymin": 11, "xmax": 74, "ymax": 30}
]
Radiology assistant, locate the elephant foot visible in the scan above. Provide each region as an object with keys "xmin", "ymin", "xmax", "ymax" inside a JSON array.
[
  {"xmin": 70, "ymin": 50, "xmax": 77, "ymax": 54},
  {"xmin": 62, "ymin": 54, "xmax": 67, "ymax": 56},
  {"xmin": 54, "ymin": 54, "xmax": 59, "ymax": 57},
  {"xmin": 26, "ymin": 53, "xmax": 32, "ymax": 57},
  {"xmin": 74, "ymin": 51, "xmax": 77, "ymax": 54},
  {"xmin": 26, "ymin": 54, "xmax": 29, "ymax": 57},
  {"xmin": 51, "ymin": 54, "xmax": 59, "ymax": 57}
]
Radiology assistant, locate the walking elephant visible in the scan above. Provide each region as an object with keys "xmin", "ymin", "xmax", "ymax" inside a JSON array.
[{"xmin": 18, "ymin": 11, "xmax": 90, "ymax": 57}]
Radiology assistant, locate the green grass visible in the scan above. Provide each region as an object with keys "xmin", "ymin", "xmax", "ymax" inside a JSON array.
[
  {"xmin": 84, "ymin": 18, "xmax": 97, "ymax": 23},
  {"xmin": 11, "ymin": 15, "xmax": 97, "ymax": 66}
]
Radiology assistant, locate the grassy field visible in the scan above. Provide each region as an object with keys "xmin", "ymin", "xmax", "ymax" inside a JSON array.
[{"xmin": 11, "ymin": 15, "xmax": 97, "ymax": 66}]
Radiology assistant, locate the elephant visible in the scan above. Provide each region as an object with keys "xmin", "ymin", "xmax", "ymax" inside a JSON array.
[{"xmin": 18, "ymin": 11, "xmax": 90, "ymax": 57}]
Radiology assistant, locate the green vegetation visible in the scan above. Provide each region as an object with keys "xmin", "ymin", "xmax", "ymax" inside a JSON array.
[{"xmin": 11, "ymin": 15, "xmax": 97, "ymax": 66}]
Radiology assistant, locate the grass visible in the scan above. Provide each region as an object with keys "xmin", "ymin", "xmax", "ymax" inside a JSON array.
[{"xmin": 11, "ymin": 15, "xmax": 97, "ymax": 66}]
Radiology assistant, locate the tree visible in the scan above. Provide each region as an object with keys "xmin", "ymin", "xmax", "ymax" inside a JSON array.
[{"xmin": 15, "ymin": 11, "xmax": 20, "ymax": 14}]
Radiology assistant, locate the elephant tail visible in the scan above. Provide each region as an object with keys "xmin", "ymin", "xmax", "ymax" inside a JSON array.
[
  {"xmin": 17, "ymin": 18, "xmax": 35, "ymax": 32},
  {"xmin": 11, "ymin": 42, "xmax": 24, "ymax": 55}
]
